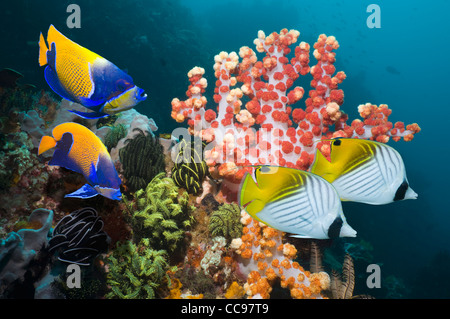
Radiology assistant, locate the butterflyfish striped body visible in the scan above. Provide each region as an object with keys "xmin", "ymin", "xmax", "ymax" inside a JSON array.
[
  {"xmin": 38, "ymin": 122, "xmax": 122, "ymax": 200},
  {"xmin": 310, "ymin": 138, "xmax": 417, "ymax": 205},
  {"xmin": 238, "ymin": 166, "xmax": 357, "ymax": 239},
  {"xmin": 38, "ymin": 25, "xmax": 147, "ymax": 119}
]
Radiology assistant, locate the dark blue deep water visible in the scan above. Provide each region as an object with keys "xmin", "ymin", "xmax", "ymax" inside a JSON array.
[{"xmin": 1, "ymin": 0, "xmax": 449, "ymax": 299}]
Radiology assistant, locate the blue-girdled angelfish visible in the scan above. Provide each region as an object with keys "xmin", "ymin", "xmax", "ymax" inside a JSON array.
[
  {"xmin": 38, "ymin": 25, "xmax": 147, "ymax": 119},
  {"xmin": 310, "ymin": 138, "xmax": 417, "ymax": 205},
  {"xmin": 238, "ymin": 166, "xmax": 357, "ymax": 239},
  {"xmin": 38, "ymin": 122, "xmax": 122, "ymax": 200}
]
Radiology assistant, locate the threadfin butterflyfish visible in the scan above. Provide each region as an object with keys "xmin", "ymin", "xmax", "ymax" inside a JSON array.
[
  {"xmin": 238, "ymin": 165, "xmax": 357, "ymax": 239},
  {"xmin": 310, "ymin": 138, "xmax": 417, "ymax": 205},
  {"xmin": 38, "ymin": 25, "xmax": 147, "ymax": 119},
  {"xmin": 38, "ymin": 122, "xmax": 122, "ymax": 200}
]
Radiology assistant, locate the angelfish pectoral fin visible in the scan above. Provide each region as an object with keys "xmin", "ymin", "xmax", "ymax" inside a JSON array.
[
  {"xmin": 64, "ymin": 184, "xmax": 99, "ymax": 199},
  {"xmin": 68, "ymin": 109, "xmax": 109, "ymax": 119}
]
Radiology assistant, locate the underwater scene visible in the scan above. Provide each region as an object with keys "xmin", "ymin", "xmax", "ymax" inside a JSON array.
[{"xmin": 0, "ymin": 0, "xmax": 448, "ymax": 305}]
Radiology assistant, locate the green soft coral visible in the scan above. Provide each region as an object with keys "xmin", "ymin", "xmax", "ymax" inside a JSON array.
[
  {"xmin": 126, "ymin": 172, "xmax": 195, "ymax": 253},
  {"xmin": 106, "ymin": 238, "xmax": 173, "ymax": 299},
  {"xmin": 208, "ymin": 203, "xmax": 243, "ymax": 242}
]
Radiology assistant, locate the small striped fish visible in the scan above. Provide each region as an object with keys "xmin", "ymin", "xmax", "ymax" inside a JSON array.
[
  {"xmin": 238, "ymin": 166, "xmax": 357, "ymax": 239},
  {"xmin": 311, "ymin": 138, "xmax": 417, "ymax": 205}
]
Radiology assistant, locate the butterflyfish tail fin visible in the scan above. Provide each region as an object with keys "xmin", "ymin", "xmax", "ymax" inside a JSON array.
[
  {"xmin": 38, "ymin": 32, "xmax": 48, "ymax": 66},
  {"xmin": 64, "ymin": 184, "xmax": 99, "ymax": 199},
  {"xmin": 38, "ymin": 135, "xmax": 56, "ymax": 155}
]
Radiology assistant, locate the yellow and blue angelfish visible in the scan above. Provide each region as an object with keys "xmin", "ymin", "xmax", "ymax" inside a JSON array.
[
  {"xmin": 310, "ymin": 138, "xmax": 417, "ymax": 205},
  {"xmin": 38, "ymin": 25, "xmax": 147, "ymax": 119},
  {"xmin": 239, "ymin": 166, "xmax": 357, "ymax": 239},
  {"xmin": 38, "ymin": 122, "xmax": 122, "ymax": 200}
]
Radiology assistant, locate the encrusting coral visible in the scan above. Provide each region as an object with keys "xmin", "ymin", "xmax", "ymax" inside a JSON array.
[
  {"xmin": 208, "ymin": 203, "xmax": 243, "ymax": 242},
  {"xmin": 106, "ymin": 238, "xmax": 173, "ymax": 299},
  {"xmin": 0, "ymin": 208, "xmax": 53, "ymax": 298},
  {"xmin": 119, "ymin": 128, "xmax": 166, "ymax": 192},
  {"xmin": 125, "ymin": 172, "xmax": 195, "ymax": 253},
  {"xmin": 171, "ymin": 139, "xmax": 209, "ymax": 194},
  {"xmin": 103, "ymin": 123, "xmax": 127, "ymax": 152},
  {"xmin": 225, "ymin": 281, "xmax": 246, "ymax": 299}
]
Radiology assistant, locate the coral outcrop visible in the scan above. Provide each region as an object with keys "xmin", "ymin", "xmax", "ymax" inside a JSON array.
[
  {"xmin": 231, "ymin": 211, "xmax": 330, "ymax": 299},
  {"xmin": 119, "ymin": 129, "xmax": 166, "ymax": 192},
  {"xmin": 0, "ymin": 208, "xmax": 53, "ymax": 298},
  {"xmin": 171, "ymin": 139, "xmax": 209, "ymax": 194},
  {"xmin": 125, "ymin": 172, "xmax": 195, "ymax": 253},
  {"xmin": 208, "ymin": 203, "xmax": 243, "ymax": 242},
  {"xmin": 106, "ymin": 239, "xmax": 172, "ymax": 299},
  {"xmin": 48, "ymin": 207, "xmax": 110, "ymax": 266}
]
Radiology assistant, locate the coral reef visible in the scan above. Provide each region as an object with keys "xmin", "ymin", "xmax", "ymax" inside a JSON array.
[
  {"xmin": 225, "ymin": 281, "xmax": 246, "ymax": 299},
  {"xmin": 0, "ymin": 208, "xmax": 53, "ymax": 298},
  {"xmin": 171, "ymin": 29, "xmax": 420, "ymax": 200},
  {"xmin": 230, "ymin": 211, "xmax": 330, "ymax": 299},
  {"xmin": 103, "ymin": 123, "xmax": 127, "ymax": 152},
  {"xmin": 106, "ymin": 238, "xmax": 173, "ymax": 299},
  {"xmin": 48, "ymin": 207, "xmax": 110, "ymax": 266},
  {"xmin": 125, "ymin": 172, "xmax": 195, "ymax": 253},
  {"xmin": 208, "ymin": 203, "xmax": 243, "ymax": 242},
  {"xmin": 171, "ymin": 139, "xmax": 209, "ymax": 194},
  {"xmin": 165, "ymin": 277, "xmax": 203, "ymax": 299},
  {"xmin": 119, "ymin": 129, "xmax": 166, "ymax": 192},
  {"xmin": 200, "ymin": 236, "xmax": 227, "ymax": 275},
  {"xmin": 0, "ymin": 68, "xmax": 38, "ymax": 118},
  {"xmin": 109, "ymin": 108, "xmax": 158, "ymax": 165},
  {"xmin": 329, "ymin": 253, "xmax": 374, "ymax": 299},
  {"xmin": 0, "ymin": 131, "xmax": 35, "ymax": 192}
]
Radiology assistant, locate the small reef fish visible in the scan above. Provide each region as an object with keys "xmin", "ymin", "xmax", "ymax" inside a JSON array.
[
  {"xmin": 310, "ymin": 138, "xmax": 417, "ymax": 205},
  {"xmin": 239, "ymin": 165, "xmax": 357, "ymax": 239},
  {"xmin": 38, "ymin": 24, "xmax": 147, "ymax": 119},
  {"xmin": 38, "ymin": 122, "xmax": 122, "ymax": 200}
]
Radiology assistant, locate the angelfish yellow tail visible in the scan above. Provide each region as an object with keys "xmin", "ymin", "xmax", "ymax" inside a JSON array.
[
  {"xmin": 38, "ymin": 135, "xmax": 57, "ymax": 155},
  {"xmin": 38, "ymin": 32, "xmax": 48, "ymax": 66}
]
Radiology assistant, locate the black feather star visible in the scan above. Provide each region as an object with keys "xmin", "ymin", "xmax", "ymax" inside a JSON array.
[{"xmin": 48, "ymin": 208, "xmax": 110, "ymax": 266}]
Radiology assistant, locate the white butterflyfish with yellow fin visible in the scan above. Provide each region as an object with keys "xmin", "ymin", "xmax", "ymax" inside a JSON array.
[
  {"xmin": 310, "ymin": 137, "xmax": 417, "ymax": 205},
  {"xmin": 238, "ymin": 165, "xmax": 357, "ymax": 239}
]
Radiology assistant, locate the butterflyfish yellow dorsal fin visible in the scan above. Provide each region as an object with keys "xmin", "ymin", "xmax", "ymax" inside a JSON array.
[{"xmin": 310, "ymin": 148, "xmax": 339, "ymax": 183}]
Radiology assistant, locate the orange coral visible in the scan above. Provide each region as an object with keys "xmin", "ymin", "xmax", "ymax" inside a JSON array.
[
  {"xmin": 225, "ymin": 281, "xmax": 246, "ymax": 299},
  {"xmin": 165, "ymin": 278, "xmax": 204, "ymax": 299},
  {"xmin": 231, "ymin": 211, "xmax": 330, "ymax": 299}
]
